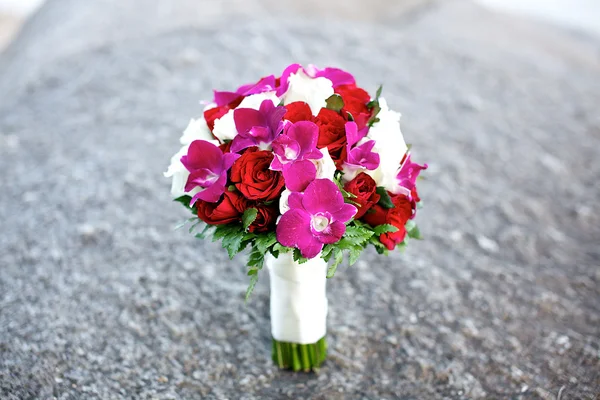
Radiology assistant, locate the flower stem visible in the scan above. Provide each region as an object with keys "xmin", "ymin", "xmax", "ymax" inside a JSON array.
[{"xmin": 271, "ymin": 336, "xmax": 327, "ymax": 372}]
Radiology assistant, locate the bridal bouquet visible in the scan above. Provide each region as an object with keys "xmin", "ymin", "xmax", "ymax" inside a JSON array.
[{"xmin": 165, "ymin": 64, "xmax": 426, "ymax": 371}]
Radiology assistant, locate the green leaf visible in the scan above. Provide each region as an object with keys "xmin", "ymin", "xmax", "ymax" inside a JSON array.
[
  {"xmin": 173, "ymin": 195, "xmax": 192, "ymax": 207},
  {"xmin": 327, "ymin": 249, "xmax": 344, "ymax": 278},
  {"xmin": 228, "ymin": 185, "xmax": 237, "ymax": 192},
  {"xmin": 195, "ymin": 224, "xmax": 214, "ymax": 239},
  {"xmin": 346, "ymin": 111, "xmax": 354, "ymax": 121},
  {"xmin": 348, "ymin": 246, "xmax": 363, "ymax": 266},
  {"xmin": 245, "ymin": 274, "xmax": 259, "ymax": 303},
  {"xmin": 367, "ymin": 85, "xmax": 383, "ymax": 127},
  {"xmin": 174, "ymin": 217, "xmax": 196, "ymax": 231},
  {"xmin": 293, "ymin": 249, "xmax": 309, "ymax": 264},
  {"xmin": 369, "ymin": 236, "xmax": 389, "ymax": 255},
  {"xmin": 273, "ymin": 243, "xmax": 290, "ymax": 254},
  {"xmin": 222, "ymin": 231, "xmax": 245, "ymax": 259},
  {"xmin": 325, "ymin": 94, "xmax": 344, "ymax": 112},
  {"xmin": 376, "ymin": 187, "xmax": 395, "ymax": 209},
  {"xmin": 255, "ymin": 232, "xmax": 277, "ymax": 254},
  {"xmin": 173, "ymin": 195, "xmax": 197, "ymax": 214},
  {"xmin": 373, "ymin": 224, "xmax": 399, "ymax": 235},
  {"xmin": 406, "ymin": 220, "xmax": 422, "ymax": 240},
  {"xmin": 242, "ymin": 208, "xmax": 258, "ymax": 231}
]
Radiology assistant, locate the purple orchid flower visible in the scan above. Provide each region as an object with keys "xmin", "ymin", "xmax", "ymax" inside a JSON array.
[
  {"xmin": 270, "ymin": 121, "xmax": 323, "ymax": 192},
  {"xmin": 344, "ymin": 121, "xmax": 380, "ymax": 170},
  {"xmin": 395, "ymin": 153, "xmax": 428, "ymax": 193},
  {"xmin": 229, "ymin": 100, "xmax": 286, "ymax": 153},
  {"xmin": 213, "ymin": 75, "xmax": 277, "ymax": 107},
  {"xmin": 276, "ymin": 179, "xmax": 357, "ymax": 258},
  {"xmin": 181, "ymin": 140, "xmax": 240, "ymax": 205},
  {"xmin": 276, "ymin": 63, "xmax": 356, "ymax": 96}
]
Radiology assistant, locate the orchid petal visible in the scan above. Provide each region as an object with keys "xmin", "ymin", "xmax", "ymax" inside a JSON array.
[
  {"xmin": 234, "ymin": 108, "xmax": 266, "ymax": 135},
  {"xmin": 276, "ymin": 208, "xmax": 312, "ymax": 248},
  {"xmin": 181, "ymin": 140, "xmax": 223, "ymax": 172},
  {"xmin": 287, "ymin": 121, "xmax": 320, "ymax": 157},
  {"xmin": 288, "ymin": 192, "xmax": 304, "ymax": 209},
  {"xmin": 276, "ymin": 63, "xmax": 302, "ymax": 96},
  {"xmin": 316, "ymin": 221, "xmax": 346, "ymax": 244},
  {"xmin": 283, "ymin": 160, "xmax": 317, "ymax": 192},
  {"xmin": 345, "ymin": 121, "xmax": 361, "ymax": 147},
  {"xmin": 213, "ymin": 91, "xmax": 240, "ymax": 107},
  {"xmin": 302, "ymin": 179, "xmax": 344, "ymax": 214},
  {"xmin": 331, "ymin": 203, "xmax": 357, "ymax": 223}
]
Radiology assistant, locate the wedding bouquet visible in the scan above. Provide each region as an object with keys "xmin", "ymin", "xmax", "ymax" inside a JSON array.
[{"xmin": 165, "ymin": 64, "xmax": 426, "ymax": 371}]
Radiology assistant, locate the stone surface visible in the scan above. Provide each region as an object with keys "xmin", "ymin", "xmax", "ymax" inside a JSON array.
[{"xmin": 1, "ymin": 0, "xmax": 599, "ymax": 399}]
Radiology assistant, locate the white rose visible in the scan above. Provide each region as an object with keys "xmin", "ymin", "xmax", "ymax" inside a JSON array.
[
  {"xmin": 212, "ymin": 92, "xmax": 279, "ymax": 142},
  {"xmin": 279, "ymin": 189, "xmax": 292, "ymax": 215},
  {"xmin": 363, "ymin": 97, "xmax": 408, "ymax": 191},
  {"xmin": 314, "ymin": 148, "xmax": 336, "ymax": 181},
  {"xmin": 180, "ymin": 117, "xmax": 213, "ymax": 145},
  {"xmin": 283, "ymin": 70, "xmax": 333, "ymax": 116}
]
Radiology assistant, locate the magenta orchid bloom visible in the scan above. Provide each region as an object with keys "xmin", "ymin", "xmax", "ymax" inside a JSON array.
[
  {"xmin": 213, "ymin": 75, "xmax": 277, "ymax": 107},
  {"xmin": 181, "ymin": 140, "xmax": 240, "ymax": 205},
  {"xmin": 344, "ymin": 121, "xmax": 380, "ymax": 170},
  {"xmin": 396, "ymin": 153, "xmax": 428, "ymax": 193},
  {"xmin": 270, "ymin": 121, "xmax": 323, "ymax": 192},
  {"xmin": 229, "ymin": 100, "xmax": 287, "ymax": 153},
  {"xmin": 276, "ymin": 63, "xmax": 356, "ymax": 96},
  {"xmin": 277, "ymin": 179, "xmax": 357, "ymax": 258}
]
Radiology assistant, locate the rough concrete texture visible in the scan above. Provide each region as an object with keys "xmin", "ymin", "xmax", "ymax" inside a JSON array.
[{"xmin": 1, "ymin": 0, "xmax": 599, "ymax": 399}]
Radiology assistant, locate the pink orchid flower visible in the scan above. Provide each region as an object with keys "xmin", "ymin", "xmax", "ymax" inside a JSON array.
[
  {"xmin": 276, "ymin": 63, "xmax": 356, "ymax": 96},
  {"xmin": 344, "ymin": 121, "xmax": 380, "ymax": 170},
  {"xmin": 395, "ymin": 153, "xmax": 428, "ymax": 196},
  {"xmin": 181, "ymin": 140, "xmax": 240, "ymax": 205},
  {"xmin": 230, "ymin": 100, "xmax": 286, "ymax": 153},
  {"xmin": 276, "ymin": 179, "xmax": 357, "ymax": 259},
  {"xmin": 213, "ymin": 75, "xmax": 277, "ymax": 107},
  {"xmin": 270, "ymin": 121, "xmax": 323, "ymax": 192}
]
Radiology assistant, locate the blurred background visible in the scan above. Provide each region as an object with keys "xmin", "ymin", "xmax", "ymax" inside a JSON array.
[{"xmin": 0, "ymin": 0, "xmax": 598, "ymax": 399}]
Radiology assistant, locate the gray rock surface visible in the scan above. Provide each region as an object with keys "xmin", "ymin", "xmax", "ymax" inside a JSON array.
[{"xmin": 1, "ymin": 0, "xmax": 599, "ymax": 399}]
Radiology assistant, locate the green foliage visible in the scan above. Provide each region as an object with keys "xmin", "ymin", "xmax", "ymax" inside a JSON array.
[
  {"xmin": 174, "ymin": 195, "xmax": 197, "ymax": 215},
  {"xmin": 325, "ymin": 94, "xmax": 344, "ymax": 112},
  {"xmin": 376, "ymin": 187, "xmax": 395, "ymax": 209},
  {"xmin": 367, "ymin": 85, "xmax": 383, "ymax": 127},
  {"xmin": 373, "ymin": 224, "xmax": 398, "ymax": 235},
  {"xmin": 175, "ymin": 178, "xmax": 425, "ymax": 301},
  {"xmin": 242, "ymin": 208, "xmax": 258, "ymax": 231}
]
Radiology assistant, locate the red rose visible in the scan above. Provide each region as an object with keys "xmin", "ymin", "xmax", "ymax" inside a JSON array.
[
  {"xmin": 284, "ymin": 102, "xmax": 314, "ymax": 123},
  {"xmin": 344, "ymin": 173, "xmax": 381, "ymax": 219},
  {"xmin": 335, "ymin": 84, "xmax": 371, "ymax": 129},
  {"xmin": 196, "ymin": 190, "xmax": 246, "ymax": 225},
  {"xmin": 247, "ymin": 203, "xmax": 278, "ymax": 233},
  {"xmin": 203, "ymin": 96, "xmax": 244, "ymax": 132},
  {"xmin": 363, "ymin": 192, "xmax": 414, "ymax": 250},
  {"xmin": 315, "ymin": 108, "xmax": 347, "ymax": 167},
  {"xmin": 230, "ymin": 148, "xmax": 285, "ymax": 201}
]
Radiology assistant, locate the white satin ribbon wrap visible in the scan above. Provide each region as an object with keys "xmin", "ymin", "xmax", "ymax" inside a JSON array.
[{"xmin": 266, "ymin": 252, "xmax": 328, "ymax": 344}]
